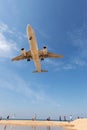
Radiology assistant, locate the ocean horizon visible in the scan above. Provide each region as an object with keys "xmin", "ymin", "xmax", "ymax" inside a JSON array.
[{"xmin": 1, "ymin": 118, "xmax": 69, "ymax": 122}]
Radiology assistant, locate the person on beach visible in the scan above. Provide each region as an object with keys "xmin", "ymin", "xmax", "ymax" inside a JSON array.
[
  {"xmin": 7, "ymin": 115, "xmax": 9, "ymax": 120},
  {"xmin": 64, "ymin": 116, "xmax": 66, "ymax": 121},
  {"xmin": 47, "ymin": 117, "xmax": 50, "ymax": 121},
  {"xmin": 12, "ymin": 113, "xmax": 15, "ymax": 119},
  {"xmin": 70, "ymin": 115, "xmax": 72, "ymax": 121},
  {"xmin": 59, "ymin": 116, "xmax": 61, "ymax": 121},
  {"xmin": 0, "ymin": 116, "xmax": 2, "ymax": 120},
  {"xmin": 32, "ymin": 113, "xmax": 37, "ymax": 121}
]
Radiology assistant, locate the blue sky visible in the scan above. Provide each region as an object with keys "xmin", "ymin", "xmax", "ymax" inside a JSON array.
[{"xmin": 0, "ymin": 0, "xmax": 87, "ymax": 119}]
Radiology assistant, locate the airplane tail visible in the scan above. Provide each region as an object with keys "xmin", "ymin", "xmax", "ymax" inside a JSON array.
[{"xmin": 32, "ymin": 70, "xmax": 48, "ymax": 73}]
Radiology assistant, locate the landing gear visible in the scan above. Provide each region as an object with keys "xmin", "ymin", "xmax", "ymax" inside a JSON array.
[
  {"xmin": 41, "ymin": 58, "xmax": 44, "ymax": 61},
  {"xmin": 27, "ymin": 59, "xmax": 30, "ymax": 61},
  {"xmin": 29, "ymin": 36, "xmax": 32, "ymax": 40}
]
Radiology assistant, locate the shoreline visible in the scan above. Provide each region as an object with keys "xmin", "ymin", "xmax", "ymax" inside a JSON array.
[
  {"xmin": 0, "ymin": 118, "xmax": 87, "ymax": 130},
  {"xmin": 0, "ymin": 120, "xmax": 72, "ymax": 126}
]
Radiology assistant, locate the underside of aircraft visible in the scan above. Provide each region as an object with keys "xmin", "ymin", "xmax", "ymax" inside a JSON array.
[{"xmin": 12, "ymin": 25, "xmax": 64, "ymax": 72}]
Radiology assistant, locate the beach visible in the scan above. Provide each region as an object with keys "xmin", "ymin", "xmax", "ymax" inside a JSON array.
[
  {"xmin": 0, "ymin": 118, "xmax": 87, "ymax": 130},
  {"xmin": 71, "ymin": 118, "xmax": 87, "ymax": 130}
]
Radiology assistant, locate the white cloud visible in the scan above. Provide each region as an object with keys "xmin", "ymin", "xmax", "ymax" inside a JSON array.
[
  {"xmin": 0, "ymin": 23, "xmax": 18, "ymax": 58},
  {"xmin": 69, "ymin": 24, "xmax": 87, "ymax": 57},
  {"xmin": 0, "ymin": 22, "xmax": 28, "ymax": 56},
  {"xmin": 67, "ymin": 24, "xmax": 87, "ymax": 68},
  {"xmin": 63, "ymin": 64, "xmax": 75, "ymax": 70},
  {"xmin": 45, "ymin": 58, "xmax": 64, "ymax": 68},
  {"xmin": 0, "ymin": 23, "xmax": 14, "ymax": 34},
  {"xmin": 0, "ymin": 70, "xmax": 45, "ymax": 102},
  {"xmin": 45, "ymin": 58, "xmax": 75, "ymax": 71},
  {"xmin": 0, "ymin": 33, "xmax": 17, "ymax": 57},
  {"xmin": 0, "ymin": 65, "xmax": 61, "ymax": 107}
]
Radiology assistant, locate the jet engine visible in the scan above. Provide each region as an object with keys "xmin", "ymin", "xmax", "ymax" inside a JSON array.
[
  {"xmin": 21, "ymin": 48, "xmax": 26, "ymax": 56},
  {"xmin": 43, "ymin": 46, "xmax": 47, "ymax": 55}
]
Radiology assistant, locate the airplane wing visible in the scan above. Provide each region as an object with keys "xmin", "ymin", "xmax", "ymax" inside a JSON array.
[
  {"xmin": 39, "ymin": 51, "xmax": 64, "ymax": 58},
  {"xmin": 12, "ymin": 51, "xmax": 31, "ymax": 61},
  {"xmin": 12, "ymin": 54, "xmax": 26, "ymax": 61},
  {"xmin": 47, "ymin": 52, "xmax": 64, "ymax": 58}
]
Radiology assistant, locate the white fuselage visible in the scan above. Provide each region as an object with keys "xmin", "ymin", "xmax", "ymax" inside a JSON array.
[{"xmin": 27, "ymin": 25, "xmax": 41, "ymax": 72}]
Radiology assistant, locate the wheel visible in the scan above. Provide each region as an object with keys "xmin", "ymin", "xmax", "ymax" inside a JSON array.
[
  {"xmin": 27, "ymin": 59, "xmax": 30, "ymax": 61},
  {"xmin": 29, "ymin": 36, "xmax": 32, "ymax": 40},
  {"xmin": 41, "ymin": 58, "xmax": 44, "ymax": 61}
]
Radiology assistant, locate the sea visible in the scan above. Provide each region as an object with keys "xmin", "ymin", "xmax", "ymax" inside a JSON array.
[{"xmin": 0, "ymin": 125, "xmax": 65, "ymax": 130}]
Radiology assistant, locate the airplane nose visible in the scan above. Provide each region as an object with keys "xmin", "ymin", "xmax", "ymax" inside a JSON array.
[
  {"xmin": 27, "ymin": 24, "xmax": 32, "ymax": 30},
  {"xmin": 27, "ymin": 24, "xmax": 30, "ymax": 27},
  {"xmin": 27, "ymin": 24, "xmax": 34, "ymax": 35}
]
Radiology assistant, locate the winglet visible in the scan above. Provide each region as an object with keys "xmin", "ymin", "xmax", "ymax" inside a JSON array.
[{"xmin": 32, "ymin": 70, "xmax": 48, "ymax": 73}]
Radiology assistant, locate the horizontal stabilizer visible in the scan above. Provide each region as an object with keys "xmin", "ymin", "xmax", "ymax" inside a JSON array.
[
  {"xmin": 33, "ymin": 70, "xmax": 48, "ymax": 73},
  {"xmin": 41, "ymin": 70, "xmax": 48, "ymax": 72}
]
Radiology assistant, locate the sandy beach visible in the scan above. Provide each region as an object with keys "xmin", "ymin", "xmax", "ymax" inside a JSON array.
[{"xmin": 0, "ymin": 118, "xmax": 87, "ymax": 130}]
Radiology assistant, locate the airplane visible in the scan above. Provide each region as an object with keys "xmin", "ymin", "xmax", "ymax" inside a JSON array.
[{"xmin": 12, "ymin": 25, "xmax": 64, "ymax": 73}]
